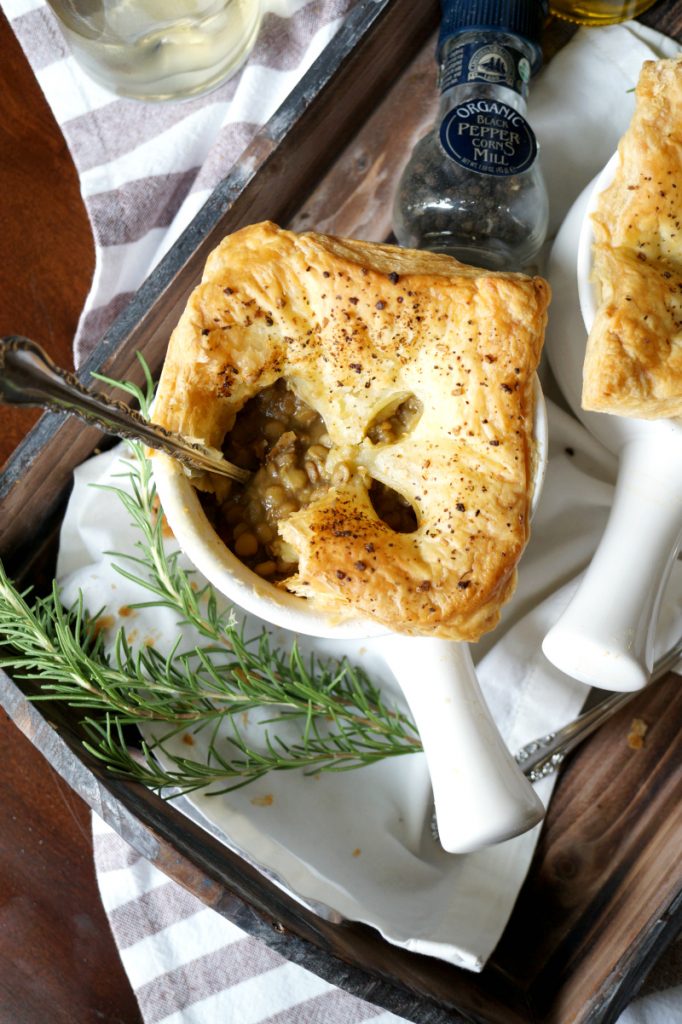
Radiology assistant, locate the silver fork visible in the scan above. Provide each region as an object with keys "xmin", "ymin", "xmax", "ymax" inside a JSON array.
[{"xmin": 0, "ymin": 335, "xmax": 249, "ymax": 483}]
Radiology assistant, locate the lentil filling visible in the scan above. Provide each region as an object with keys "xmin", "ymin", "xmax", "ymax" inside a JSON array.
[
  {"xmin": 366, "ymin": 394, "xmax": 422, "ymax": 444},
  {"xmin": 201, "ymin": 379, "xmax": 418, "ymax": 581}
]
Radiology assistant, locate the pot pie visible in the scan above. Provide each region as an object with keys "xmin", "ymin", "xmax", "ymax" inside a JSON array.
[
  {"xmin": 153, "ymin": 222, "xmax": 549, "ymax": 641},
  {"xmin": 582, "ymin": 56, "xmax": 682, "ymax": 419}
]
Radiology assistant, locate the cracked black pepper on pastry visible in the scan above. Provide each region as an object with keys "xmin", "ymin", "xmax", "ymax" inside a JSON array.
[
  {"xmin": 152, "ymin": 221, "xmax": 550, "ymax": 641},
  {"xmin": 582, "ymin": 56, "xmax": 682, "ymax": 419}
]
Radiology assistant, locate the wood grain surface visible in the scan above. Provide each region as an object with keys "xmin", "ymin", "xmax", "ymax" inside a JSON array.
[
  {"xmin": 0, "ymin": 9, "xmax": 143, "ymax": 1023},
  {"xmin": 1, "ymin": 2, "xmax": 681, "ymax": 1023}
]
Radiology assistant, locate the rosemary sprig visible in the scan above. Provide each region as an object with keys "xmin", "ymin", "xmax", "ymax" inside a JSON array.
[{"xmin": 0, "ymin": 359, "xmax": 420, "ymax": 796}]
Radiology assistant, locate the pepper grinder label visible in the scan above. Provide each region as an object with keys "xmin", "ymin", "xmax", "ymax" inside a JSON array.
[
  {"xmin": 438, "ymin": 40, "xmax": 537, "ymax": 177},
  {"xmin": 441, "ymin": 41, "xmax": 531, "ymax": 93},
  {"xmin": 439, "ymin": 99, "xmax": 538, "ymax": 177}
]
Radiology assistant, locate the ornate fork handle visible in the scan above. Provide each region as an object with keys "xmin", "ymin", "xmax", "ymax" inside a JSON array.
[
  {"xmin": 515, "ymin": 636, "xmax": 682, "ymax": 782},
  {"xmin": 0, "ymin": 336, "xmax": 249, "ymax": 483}
]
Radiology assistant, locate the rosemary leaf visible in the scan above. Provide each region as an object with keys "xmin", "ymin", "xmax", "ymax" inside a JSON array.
[{"xmin": 0, "ymin": 363, "xmax": 421, "ymax": 796}]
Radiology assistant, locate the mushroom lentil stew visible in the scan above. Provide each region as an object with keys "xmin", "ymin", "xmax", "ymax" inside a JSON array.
[{"xmin": 201, "ymin": 379, "xmax": 418, "ymax": 581}]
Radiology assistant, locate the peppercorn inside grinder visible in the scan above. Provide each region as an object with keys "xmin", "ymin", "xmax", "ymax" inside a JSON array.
[
  {"xmin": 152, "ymin": 381, "xmax": 547, "ymax": 856},
  {"xmin": 393, "ymin": 0, "xmax": 549, "ymax": 274},
  {"xmin": 543, "ymin": 156, "xmax": 682, "ymax": 692}
]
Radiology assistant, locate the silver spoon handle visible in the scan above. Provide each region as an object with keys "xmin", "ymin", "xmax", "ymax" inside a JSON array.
[
  {"xmin": 515, "ymin": 636, "xmax": 682, "ymax": 782},
  {"xmin": 0, "ymin": 336, "xmax": 248, "ymax": 483}
]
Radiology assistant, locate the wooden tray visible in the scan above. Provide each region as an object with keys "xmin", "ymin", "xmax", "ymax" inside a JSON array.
[{"xmin": 1, "ymin": 2, "xmax": 681, "ymax": 1021}]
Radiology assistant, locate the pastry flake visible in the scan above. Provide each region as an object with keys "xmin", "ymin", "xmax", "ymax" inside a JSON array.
[
  {"xmin": 582, "ymin": 56, "xmax": 682, "ymax": 419},
  {"xmin": 153, "ymin": 222, "xmax": 549, "ymax": 641}
]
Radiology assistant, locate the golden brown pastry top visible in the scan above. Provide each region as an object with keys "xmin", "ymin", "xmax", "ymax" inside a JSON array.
[
  {"xmin": 153, "ymin": 222, "xmax": 549, "ymax": 641},
  {"xmin": 582, "ymin": 56, "xmax": 682, "ymax": 419}
]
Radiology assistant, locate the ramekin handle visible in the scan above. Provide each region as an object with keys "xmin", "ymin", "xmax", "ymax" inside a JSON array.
[
  {"xmin": 543, "ymin": 437, "xmax": 682, "ymax": 691},
  {"xmin": 377, "ymin": 635, "xmax": 545, "ymax": 855}
]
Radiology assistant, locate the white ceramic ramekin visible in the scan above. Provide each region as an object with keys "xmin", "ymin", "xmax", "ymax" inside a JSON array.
[{"xmin": 153, "ymin": 379, "xmax": 548, "ymax": 854}]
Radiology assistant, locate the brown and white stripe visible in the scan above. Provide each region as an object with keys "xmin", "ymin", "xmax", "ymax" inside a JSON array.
[
  {"xmin": 92, "ymin": 814, "xmax": 404, "ymax": 1024},
  {"xmin": 5, "ymin": 0, "xmax": 357, "ymax": 364}
]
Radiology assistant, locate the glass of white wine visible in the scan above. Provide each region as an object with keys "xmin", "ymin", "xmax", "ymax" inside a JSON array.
[{"xmin": 46, "ymin": 0, "xmax": 263, "ymax": 101}]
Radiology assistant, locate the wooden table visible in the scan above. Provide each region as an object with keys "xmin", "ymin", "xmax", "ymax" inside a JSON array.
[
  {"xmin": 1, "ymin": 4, "xmax": 681, "ymax": 1023},
  {"xmin": 0, "ymin": 10, "xmax": 143, "ymax": 1022}
]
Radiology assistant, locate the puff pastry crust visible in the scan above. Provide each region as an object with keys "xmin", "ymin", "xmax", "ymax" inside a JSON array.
[
  {"xmin": 153, "ymin": 222, "xmax": 549, "ymax": 641},
  {"xmin": 582, "ymin": 56, "xmax": 682, "ymax": 419}
]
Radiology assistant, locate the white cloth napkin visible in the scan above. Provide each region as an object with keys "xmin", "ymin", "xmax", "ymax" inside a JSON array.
[
  {"xmin": 59, "ymin": 398, "xmax": 682, "ymax": 1019},
  {"xmin": 7, "ymin": 2, "xmax": 682, "ymax": 1020}
]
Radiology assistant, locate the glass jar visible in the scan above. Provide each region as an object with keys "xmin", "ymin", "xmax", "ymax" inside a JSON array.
[{"xmin": 549, "ymin": 0, "xmax": 657, "ymax": 25}]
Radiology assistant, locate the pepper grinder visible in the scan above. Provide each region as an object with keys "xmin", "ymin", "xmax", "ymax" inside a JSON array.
[{"xmin": 393, "ymin": 0, "xmax": 549, "ymax": 272}]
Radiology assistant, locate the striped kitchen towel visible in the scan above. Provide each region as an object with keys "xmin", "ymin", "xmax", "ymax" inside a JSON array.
[
  {"xmin": 91, "ymin": 789, "xmax": 682, "ymax": 1024},
  {"xmin": 2, "ymin": 0, "xmax": 357, "ymax": 365},
  {"xmin": 93, "ymin": 808, "xmax": 682, "ymax": 1024},
  {"xmin": 92, "ymin": 813, "xmax": 405, "ymax": 1024}
]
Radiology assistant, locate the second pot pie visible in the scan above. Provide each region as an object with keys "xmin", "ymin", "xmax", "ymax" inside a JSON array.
[
  {"xmin": 582, "ymin": 56, "xmax": 682, "ymax": 419},
  {"xmin": 153, "ymin": 222, "xmax": 550, "ymax": 641}
]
